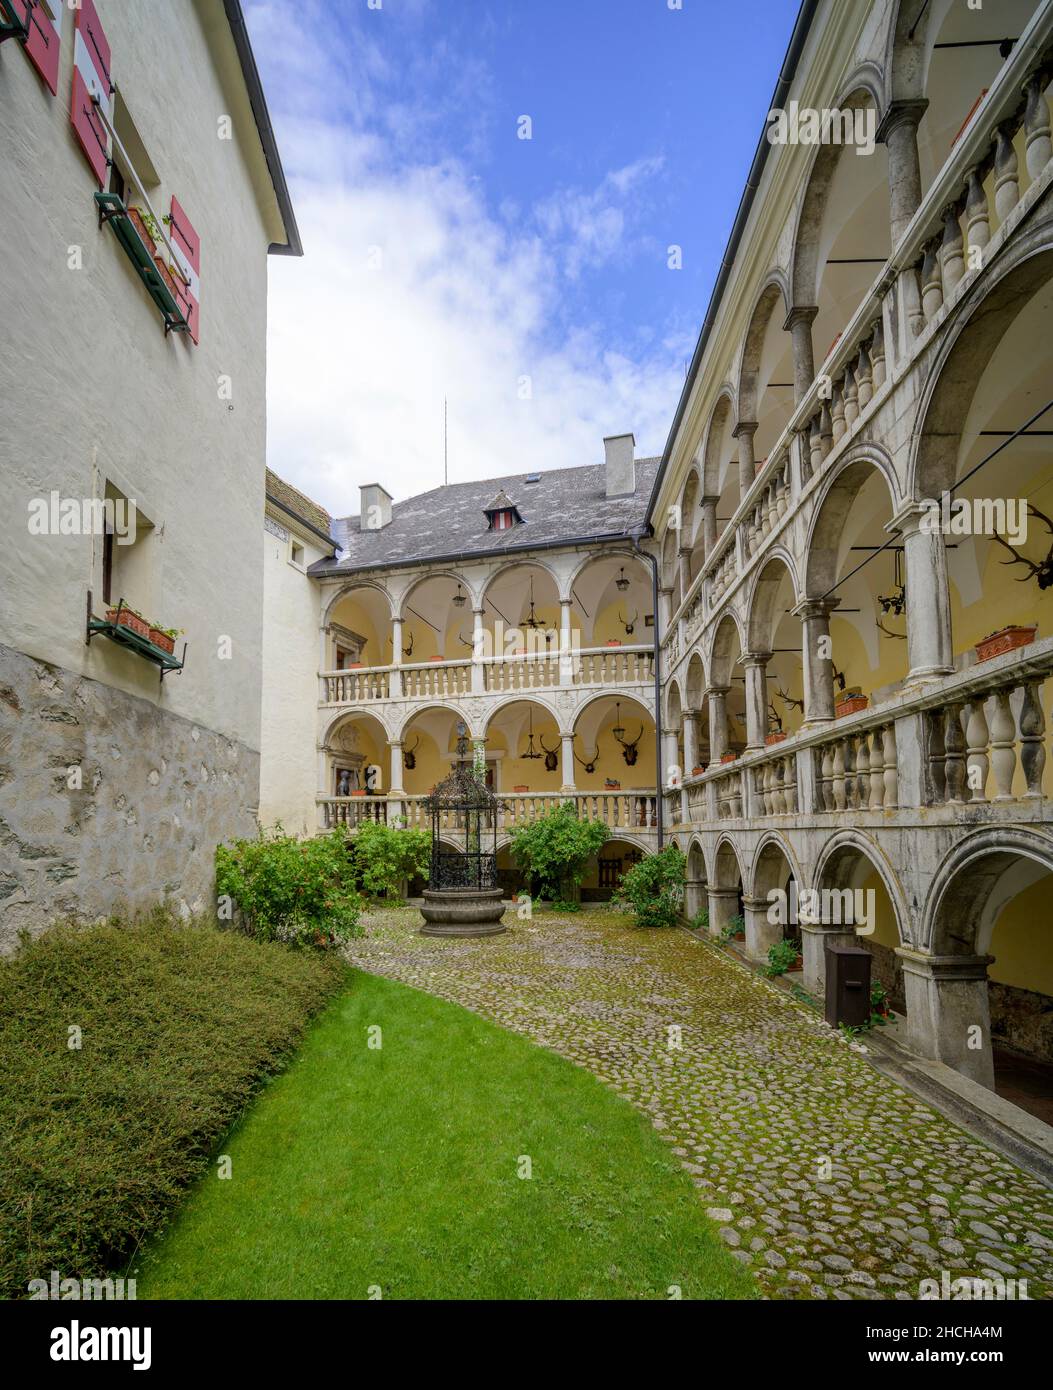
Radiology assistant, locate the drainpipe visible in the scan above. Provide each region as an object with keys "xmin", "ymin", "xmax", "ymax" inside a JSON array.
[{"xmin": 632, "ymin": 533, "xmax": 663, "ymax": 848}]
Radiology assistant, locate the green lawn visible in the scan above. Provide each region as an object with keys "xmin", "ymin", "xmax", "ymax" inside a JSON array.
[{"xmin": 140, "ymin": 971, "xmax": 755, "ymax": 1300}]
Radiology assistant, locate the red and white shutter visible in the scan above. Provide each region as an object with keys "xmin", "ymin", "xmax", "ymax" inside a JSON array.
[
  {"xmin": 168, "ymin": 195, "xmax": 201, "ymax": 343},
  {"xmin": 70, "ymin": 0, "xmax": 112, "ymax": 188},
  {"xmin": 9, "ymin": 0, "xmax": 62, "ymax": 96}
]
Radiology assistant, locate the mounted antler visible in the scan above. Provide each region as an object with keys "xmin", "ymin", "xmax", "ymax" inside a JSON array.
[
  {"xmin": 767, "ymin": 700, "xmax": 784, "ymax": 734},
  {"xmin": 457, "ymin": 630, "xmax": 475, "ymax": 650},
  {"xmin": 574, "ymin": 743, "xmax": 599, "ymax": 774},
  {"xmin": 614, "ymin": 724, "xmax": 644, "ymax": 767},
  {"xmin": 618, "ymin": 608, "xmax": 638, "ymax": 636},
  {"xmin": 775, "ymin": 685, "xmax": 804, "ymax": 714},
  {"xmin": 876, "ymin": 617, "xmax": 907, "ymax": 642},
  {"xmin": 991, "ymin": 504, "xmax": 1053, "ymax": 589},
  {"xmin": 402, "ymin": 631, "xmax": 415, "ymax": 659},
  {"xmin": 539, "ymin": 734, "xmax": 560, "ymax": 773},
  {"xmin": 403, "ymin": 734, "xmax": 421, "ymax": 770},
  {"xmin": 831, "ymin": 664, "xmax": 847, "ymax": 693}
]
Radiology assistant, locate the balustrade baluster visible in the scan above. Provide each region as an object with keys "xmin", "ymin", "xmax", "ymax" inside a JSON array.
[
  {"xmin": 965, "ymin": 698, "xmax": 990, "ymax": 803},
  {"xmin": 921, "ymin": 239, "xmax": 943, "ymax": 321},
  {"xmin": 855, "ymin": 732, "xmax": 870, "ymax": 808},
  {"xmin": 939, "ymin": 203, "xmax": 965, "ymax": 297},
  {"xmin": 1019, "ymin": 680, "xmax": 1047, "ymax": 799},
  {"xmin": 944, "ymin": 704, "xmax": 967, "ymax": 803},
  {"xmin": 990, "ymin": 688, "xmax": 1017, "ymax": 799},
  {"xmin": 994, "ymin": 121, "xmax": 1020, "ymax": 223}
]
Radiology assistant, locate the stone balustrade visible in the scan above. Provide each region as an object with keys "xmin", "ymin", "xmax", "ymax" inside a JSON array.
[
  {"xmin": 395, "ymin": 790, "xmax": 659, "ymax": 836},
  {"xmin": 320, "ymin": 796, "xmax": 389, "ymax": 828},
  {"xmin": 927, "ymin": 676, "xmax": 1047, "ymax": 807}
]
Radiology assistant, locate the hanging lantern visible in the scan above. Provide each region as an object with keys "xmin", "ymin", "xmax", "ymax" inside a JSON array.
[
  {"xmin": 452, "ymin": 583, "xmax": 467, "ymax": 608},
  {"xmin": 611, "ymin": 700, "xmax": 626, "ymax": 743},
  {"xmin": 615, "ymin": 566, "xmax": 630, "ymax": 592},
  {"xmin": 519, "ymin": 706, "xmax": 543, "ymax": 759}
]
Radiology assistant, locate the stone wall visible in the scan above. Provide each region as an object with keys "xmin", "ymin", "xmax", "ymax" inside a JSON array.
[
  {"xmin": 989, "ymin": 981, "xmax": 1053, "ymax": 1066},
  {"xmin": 0, "ymin": 644, "xmax": 258, "ymax": 948}
]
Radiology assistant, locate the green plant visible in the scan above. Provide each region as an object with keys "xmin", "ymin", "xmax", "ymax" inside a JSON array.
[
  {"xmin": 150, "ymin": 623, "xmax": 184, "ymax": 639},
  {"xmin": 765, "ymin": 938, "xmax": 800, "ymax": 977},
  {"xmin": 718, "ymin": 913, "xmax": 745, "ymax": 945},
  {"xmin": 613, "ymin": 844, "xmax": 685, "ymax": 929},
  {"xmin": 345, "ymin": 820, "xmax": 430, "ymax": 901},
  {"xmin": 0, "ymin": 910, "xmax": 346, "ymax": 1300},
  {"xmin": 509, "ymin": 802, "xmax": 609, "ymax": 902},
  {"xmin": 215, "ymin": 827, "xmax": 363, "ymax": 945},
  {"xmin": 550, "ymin": 899, "xmax": 582, "ymax": 913},
  {"xmin": 690, "ymin": 908, "xmax": 709, "ymax": 932}
]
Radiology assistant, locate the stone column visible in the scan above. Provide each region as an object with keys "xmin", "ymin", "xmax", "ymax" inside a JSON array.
[
  {"xmin": 707, "ymin": 686, "xmax": 729, "ymax": 764},
  {"xmin": 742, "ymin": 652, "xmax": 771, "ymax": 752},
  {"xmin": 317, "ymin": 744, "xmax": 330, "ymax": 829},
  {"xmin": 733, "ymin": 421, "xmax": 758, "ymax": 502},
  {"xmin": 877, "ymin": 99, "xmax": 928, "ymax": 247},
  {"xmin": 558, "ymin": 597, "xmax": 574, "ymax": 685},
  {"xmin": 663, "ymin": 731, "xmax": 681, "ymax": 791},
  {"xmin": 678, "ymin": 547, "xmax": 692, "ymax": 599},
  {"xmin": 471, "ymin": 605, "xmax": 486, "ymax": 694},
  {"xmin": 560, "ymin": 733, "xmax": 576, "ymax": 795},
  {"xmin": 388, "ymin": 739, "xmax": 404, "ymax": 793},
  {"xmin": 658, "ymin": 586, "xmax": 673, "ymax": 632},
  {"xmin": 685, "ymin": 875, "xmax": 706, "ymax": 922},
  {"xmin": 744, "ymin": 895, "xmax": 782, "ymax": 964},
  {"xmin": 793, "ymin": 598, "xmax": 839, "ymax": 726},
  {"xmin": 783, "ymin": 305, "xmax": 818, "ymax": 405},
  {"xmin": 891, "ymin": 504, "xmax": 954, "ymax": 683},
  {"xmin": 707, "ymin": 886, "xmax": 740, "ymax": 938},
  {"xmin": 682, "ymin": 710, "xmax": 699, "ymax": 778},
  {"xmin": 897, "ymin": 949, "xmax": 995, "ymax": 1089},
  {"xmin": 390, "ymin": 616, "xmax": 404, "ymax": 697},
  {"xmin": 700, "ymin": 495, "xmax": 719, "ymax": 560}
]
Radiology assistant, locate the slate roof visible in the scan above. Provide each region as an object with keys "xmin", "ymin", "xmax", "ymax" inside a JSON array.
[
  {"xmin": 311, "ymin": 457, "xmax": 660, "ymax": 577},
  {"xmin": 265, "ymin": 469, "xmax": 332, "ymax": 541}
]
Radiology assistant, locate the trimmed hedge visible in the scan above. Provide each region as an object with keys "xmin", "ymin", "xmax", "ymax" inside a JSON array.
[{"xmin": 0, "ymin": 912, "xmax": 347, "ymax": 1299}]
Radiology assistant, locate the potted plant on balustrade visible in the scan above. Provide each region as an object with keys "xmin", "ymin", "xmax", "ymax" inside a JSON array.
[
  {"xmin": 148, "ymin": 621, "xmax": 183, "ymax": 655},
  {"xmin": 835, "ymin": 685, "xmax": 868, "ymax": 718},
  {"xmin": 975, "ymin": 624, "xmax": 1037, "ymax": 662},
  {"xmin": 105, "ymin": 602, "xmax": 150, "ymax": 639}
]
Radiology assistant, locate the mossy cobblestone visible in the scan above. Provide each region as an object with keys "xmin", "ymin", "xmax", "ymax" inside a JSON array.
[{"xmin": 346, "ymin": 907, "xmax": 1053, "ymax": 1301}]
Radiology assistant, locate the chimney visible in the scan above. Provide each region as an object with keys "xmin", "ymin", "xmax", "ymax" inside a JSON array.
[
  {"xmin": 604, "ymin": 433, "xmax": 636, "ymax": 498},
  {"xmin": 359, "ymin": 482, "xmax": 392, "ymax": 532}
]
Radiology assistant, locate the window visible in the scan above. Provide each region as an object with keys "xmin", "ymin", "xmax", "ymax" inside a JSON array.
[
  {"xmin": 491, "ymin": 509, "xmax": 515, "ymax": 531},
  {"xmin": 289, "ymin": 538, "xmax": 305, "ymax": 569}
]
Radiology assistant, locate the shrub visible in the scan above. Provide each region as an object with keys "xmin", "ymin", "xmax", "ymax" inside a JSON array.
[
  {"xmin": 765, "ymin": 938, "xmax": 800, "ymax": 977},
  {"xmin": 509, "ymin": 802, "xmax": 609, "ymax": 902},
  {"xmin": 690, "ymin": 908, "xmax": 709, "ymax": 932},
  {"xmin": 614, "ymin": 844, "xmax": 686, "ymax": 929},
  {"xmin": 0, "ymin": 911, "xmax": 347, "ymax": 1299},
  {"xmin": 216, "ymin": 827, "xmax": 362, "ymax": 944},
  {"xmin": 718, "ymin": 913, "xmax": 745, "ymax": 945},
  {"xmin": 346, "ymin": 820, "xmax": 430, "ymax": 900}
]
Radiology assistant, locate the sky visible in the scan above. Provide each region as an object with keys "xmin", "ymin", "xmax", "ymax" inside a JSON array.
[{"xmin": 244, "ymin": 0, "xmax": 798, "ymax": 519}]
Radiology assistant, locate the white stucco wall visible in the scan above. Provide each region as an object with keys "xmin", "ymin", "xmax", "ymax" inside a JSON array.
[
  {"xmin": 259, "ymin": 512, "xmax": 327, "ymax": 835},
  {"xmin": 0, "ymin": 0, "xmax": 280, "ymax": 752}
]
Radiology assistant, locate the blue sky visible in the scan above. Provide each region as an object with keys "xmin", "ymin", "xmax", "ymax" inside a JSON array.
[{"xmin": 245, "ymin": 0, "xmax": 797, "ymax": 516}]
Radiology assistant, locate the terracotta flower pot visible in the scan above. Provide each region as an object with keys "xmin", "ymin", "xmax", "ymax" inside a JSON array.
[
  {"xmin": 692, "ymin": 766, "xmax": 704, "ymax": 776},
  {"xmin": 512, "ymin": 785, "xmax": 529, "ymax": 794},
  {"xmin": 975, "ymin": 625, "xmax": 1037, "ymax": 663},
  {"xmin": 127, "ymin": 207, "xmax": 157, "ymax": 252},
  {"xmin": 106, "ymin": 607, "xmax": 150, "ymax": 639},
  {"xmin": 720, "ymin": 752, "xmax": 737, "ymax": 764},
  {"xmin": 350, "ymin": 790, "xmax": 366, "ymax": 798},
  {"xmin": 835, "ymin": 695, "xmax": 869, "ymax": 718},
  {"xmin": 429, "ymin": 655, "xmax": 445, "ymax": 662},
  {"xmin": 765, "ymin": 731, "xmax": 787, "ymax": 745},
  {"xmin": 149, "ymin": 628, "xmax": 175, "ymax": 655},
  {"xmin": 605, "ymin": 639, "xmax": 622, "ymax": 647}
]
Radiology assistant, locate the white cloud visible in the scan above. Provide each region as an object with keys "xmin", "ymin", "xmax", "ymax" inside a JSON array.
[{"xmin": 251, "ymin": 7, "xmax": 686, "ymax": 518}]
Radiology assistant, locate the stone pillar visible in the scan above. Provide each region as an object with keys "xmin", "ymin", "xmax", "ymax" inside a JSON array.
[
  {"xmin": 317, "ymin": 744, "xmax": 330, "ymax": 829},
  {"xmin": 742, "ymin": 652, "xmax": 771, "ymax": 752},
  {"xmin": 877, "ymin": 99, "xmax": 928, "ymax": 247},
  {"xmin": 707, "ymin": 686, "xmax": 729, "ymax": 764},
  {"xmin": 678, "ymin": 547, "xmax": 692, "ymax": 598},
  {"xmin": 390, "ymin": 616, "xmax": 404, "ymax": 697},
  {"xmin": 682, "ymin": 710, "xmax": 699, "ymax": 777},
  {"xmin": 744, "ymin": 895, "xmax": 782, "ymax": 964},
  {"xmin": 658, "ymin": 586, "xmax": 673, "ymax": 632},
  {"xmin": 700, "ymin": 495, "xmax": 719, "ymax": 560},
  {"xmin": 733, "ymin": 421, "xmax": 758, "ymax": 502},
  {"xmin": 793, "ymin": 598, "xmax": 839, "ymax": 726},
  {"xmin": 801, "ymin": 923, "xmax": 856, "ymax": 999},
  {"xmin": 685, "ymin": 875, "xmax": 706, "ymax": 922},
  {"xmin": 663, "ymin": 731, "xmax": 681, "ymax": 790},
  {"xmin": 784, "ymin": 305, "xmax": 818, "ymax": 405},
  {"xmin": 891, "ymin": 504, "xmax": 954, "ymax": 683},
  {"xmin": 471, "ymin": 605, "xmax": 486, "ymax": 693},
  {"xmin": 561, "ymin": 733, "xmax": 576, "ymax": 794},
  {"xmin": 558, "ymin": 597, "xmax": 574, "ymax": 686},
  {"xmin": 897, "ymin": 949, "xmax": 995, "ymax": 1089},
  {"xmin": 388, "ymin": 739, "xmax": 404, "ymax": 793},
  {"xmin": 707, "ymin": 886, "xmax": 739, "ymax": 938}
]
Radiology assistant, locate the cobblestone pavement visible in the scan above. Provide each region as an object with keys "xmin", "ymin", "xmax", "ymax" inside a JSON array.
[{"xmin": 345, "ymin": 907, "xmax": 1053, "ymax": 1300}]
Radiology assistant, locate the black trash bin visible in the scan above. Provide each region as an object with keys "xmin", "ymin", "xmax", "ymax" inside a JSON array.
[{"xmin": 825, "ymin": 942, "xmax": 871, "ymax": 1028}]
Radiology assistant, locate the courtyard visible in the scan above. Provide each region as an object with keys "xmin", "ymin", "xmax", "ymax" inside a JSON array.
[{"xmin": 343, "ymin": 907, "xmax": 1053, "ymax": 1301}]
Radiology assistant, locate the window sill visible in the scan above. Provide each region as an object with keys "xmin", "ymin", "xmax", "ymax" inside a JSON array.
[
  {"xmin": 94, "ymin": 192, "xmax": 190, "ymax": 336},
  {"xmin": 85, "ymin": 592, "xmax": 186, "ymax": 684}
]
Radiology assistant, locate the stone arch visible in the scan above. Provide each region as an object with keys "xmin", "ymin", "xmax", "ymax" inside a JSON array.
[
  {"xmin": 745, "ymin": 549, "xmax": 801, "ymax": 653},
  {"xmin": 394, "ymin": 700, "xmax": 477, "ymax": 743},
  {"xmin": 322, "ymin": 579, "xmax": 394, "ymax": 630},
  {"xmin": 790, "ymin": 86, "xmax": 885, "ymax": 313},
  {"xmin": 923, "ymin": 827, "xmax": 1053, "ymax": 958},
  {"xmin": 321, "ymin": 704, "xmax": 396, "ymax": 747},
  {"xmin": 909, "ymin": 233, "xmax": 1053, "ymax": 501},
  {"xmin": 396, "ymin": 569, "xmax": 477, "ymax": 621},
  {"xmin": 707, "ymin": 609, "xmax": 746, "ymax": 689},
  {"xmin": 665, "ymin": 674, "xmax": 684, "ymax": 729},
  {"xmin": 702, "ymin": 387, "xmax": 737, "ymax": 499},
  {"xmin": 685, "ymin": 649, "xmax": 707, "ymax": 710},
  {"xmin": 750, "ymin": 831, "xmax": 802, "ymax": 902},
  {"xmin": 802, "ymin": 444, "xmax": 902, "ymax": 598},
  {"xmin": 736, "ymin": 274, "xmax": 790, "ymax": 425},
  {"xmin": 571, "ymin": 690, "xmax": 653, "ymax": 739},
  {"xmin": 812, "ymin": 827, "xmax": 912, "ymax": 944},
  {"xmin": 482, "ymin": 692, "xmax": 560, "ymax": 738},
  {"xmin": 564, "ymin": 547, "xmax": 649, "ymax": 600}
]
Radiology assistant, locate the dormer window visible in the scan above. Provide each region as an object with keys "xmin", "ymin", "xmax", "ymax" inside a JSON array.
[{"xmin": 482, "ymin": 489, "xmax": 523, "ymax": 531}]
